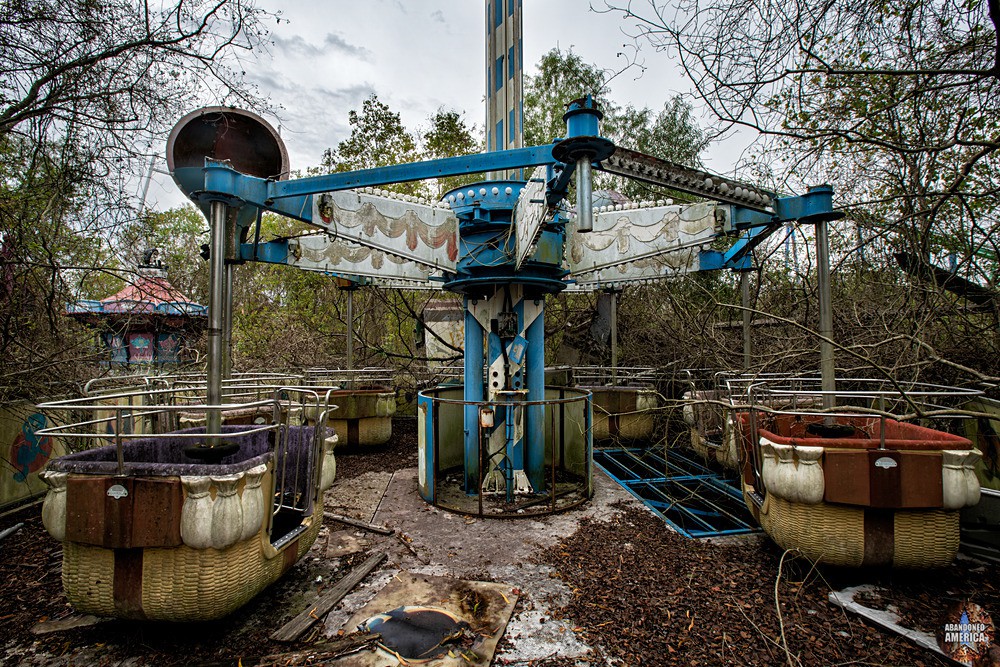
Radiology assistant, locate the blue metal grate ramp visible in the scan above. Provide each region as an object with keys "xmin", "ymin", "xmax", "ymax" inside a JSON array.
[{"xmin": 593, "ymin": 447, "xmax": 760, "ymax": 538}]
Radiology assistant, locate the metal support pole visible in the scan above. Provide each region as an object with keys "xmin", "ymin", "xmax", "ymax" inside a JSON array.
[
  {"xmin": 346, "ymin": 288, "xmax": 355, "ymax": 381},
  {"xmin": 463, "ymin": 298, "xmax": 484, "ymax": 493},
  {"xmin": 740, "ymin": 271, "xmax": 752, "ymax": 372},
  {"xmin": 525, "ymin": 300, "xmax": 545, "ymax": 491},
  {"xmin": 609, "ymin": 290, "xmax": 618, "ymax": 383},
  {"xmin": 575, "ymin": 158, "xmax": 593, "ymax": 233},
  {"xmin": 222, "ymin": 264, "xmax": 234, "ymax": 381},
  {"xmin": 206, "ymin": 200, "xmax": 227, "ymax": 441},
  {"xmin": 816, "ymin": 219, "xmax": 836, "ymax": 410}
]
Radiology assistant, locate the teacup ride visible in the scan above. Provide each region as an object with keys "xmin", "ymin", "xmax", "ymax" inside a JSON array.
[
  {"xmin": 36, "ymin": 384, "xmax": 339, "ymax": 621},
  {"xmin": 957, "ymin": 395, "xmax": 1000, "ymax": 560},
  {"xmin": 302, "ymin": 367, "xmax": 397, "ymax": 447},
  {"xmin": 735, "ymin": 380, "xmax": 983, "ymax": 567},
  {"xmin": 81, "ymin": 371, "xmax": 312, "ymax": 437},
  {"xmin": 155, "ymin": 372, "xmax": 309, "ymax": 428},
  {"xmin": 682, "ymin": 371, "xmax": 824, "ymax": 470}
]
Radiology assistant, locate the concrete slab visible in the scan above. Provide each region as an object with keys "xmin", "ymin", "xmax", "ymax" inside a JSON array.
[
  {"xmin": 325, "ymin": 471, "xmax": 394, "ymax": 523},
  {"xmin": 316, "ymin": 467, "xmax": 643, "ymax": 662},
  {"xmin": 371, "ymin": 467, "xmax": 634, "ymax": 574},
  {"xmin": 324, "ymin": 529, "xmax": 372, "ymax": 558}
]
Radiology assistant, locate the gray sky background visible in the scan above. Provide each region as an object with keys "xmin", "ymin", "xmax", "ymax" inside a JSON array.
[{"xmin": 146, "ymin": 1, "xmax": 752, "ymax": 210}]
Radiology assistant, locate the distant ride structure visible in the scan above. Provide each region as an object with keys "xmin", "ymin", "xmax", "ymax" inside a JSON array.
[{"xmin": 67, "ymin": 250, "xmax": 207, "ymax": 367}]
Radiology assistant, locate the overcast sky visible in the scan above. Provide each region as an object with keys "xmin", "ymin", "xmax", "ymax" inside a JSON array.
[{"xmin": 145, "ymin": 1, "xmax": 752, "ymax": 211}]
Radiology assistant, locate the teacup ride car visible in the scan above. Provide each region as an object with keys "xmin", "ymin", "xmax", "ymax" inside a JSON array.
[
  {"xmin": 734, "ymin": 379, "xmax": 982, "ymax": 567},
  {"xmin": 36, "ymin": 383, "xmax": 339, "ymax": 621}
]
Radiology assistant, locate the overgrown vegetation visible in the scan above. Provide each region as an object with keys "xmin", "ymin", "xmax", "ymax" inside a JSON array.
[
  {"xmin": 0, "ymin": 0, "xmax": 274, "ymax": 401},
  {"xmin": 595, "ymin": 0, "xmax": 1000, "ymax": 385}
]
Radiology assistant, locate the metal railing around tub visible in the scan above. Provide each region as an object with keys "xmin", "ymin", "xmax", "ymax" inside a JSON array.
[
  {"xmin": 266, "ymin": 386, "xmax": 336, "ymax": 548},
  {"xmin": 417, "ymin": 386, "xmax": 592, "ymax": 517},
  {"xmin": 736, "ymin": 378, "xmax": 984, "ymax": 503},
  {"xmin": 302, "ymin": 367, "xmax": 395, "ymax": 390},
  {"xmin": 36, "ymin": 383, "xmax": 339, "ymax": 547}
]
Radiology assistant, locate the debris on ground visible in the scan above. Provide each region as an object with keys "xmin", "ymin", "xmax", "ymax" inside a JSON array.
[{"xmin": 1, "ymin": 418, "xmax": 998, "ymax": 666}]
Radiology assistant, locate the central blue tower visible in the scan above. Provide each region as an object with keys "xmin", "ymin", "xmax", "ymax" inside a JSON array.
[{"xmin": 443, "ymin": 179, "xmax": 567, "ymax": 497}]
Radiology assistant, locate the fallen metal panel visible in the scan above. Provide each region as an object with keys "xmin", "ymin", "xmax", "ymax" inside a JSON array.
[
  {"xmin": 594, "ymin": 447, "xmax": 759, "ymax": 539},
  {"xmin": 311, "ymin": 189, "xmax": 458, "ymax": 271}
]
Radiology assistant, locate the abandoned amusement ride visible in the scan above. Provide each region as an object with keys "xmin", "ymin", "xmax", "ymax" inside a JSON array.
[{"xmin": 20, "ymin": 0, "xmax": 998, "ymax": 626}]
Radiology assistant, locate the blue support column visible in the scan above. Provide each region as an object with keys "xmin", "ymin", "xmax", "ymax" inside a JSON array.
[
  {"xmin": 484, "ymin": 325, "xmax": 505, "ymax": 493},
  {"xmin": 463, "ymin": 297, "xmax": 484, "ymax": 493},
  {"xmin": 418, "ymin": 391, "xmax": 435, "ymax": 503},
  {"xmin": 525, "ymin": 298, "xmax": 545, "ymax": 491}
]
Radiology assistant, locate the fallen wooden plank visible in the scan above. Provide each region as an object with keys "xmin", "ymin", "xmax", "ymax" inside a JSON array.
[
  {"xmin": 0, "ymin": 498, "xmax": 43, "ymax": 522},
  {"xmin": 197, "ymin": 633, "xmax": 382, "ymax": 667},
  {"xmin": 258, "ymin": 632, "xmax": 382, "ymax": 665},
  {"xmin": 31, "ymin": 614, "xmax": 106, "ymax": 635},
  {"xmin": 271, "ymin": 551, "xmax": 388, "ymax": 643},
  {"xmin": 323, "ymin": 511, "xmax": 394, "ymax": 535}
]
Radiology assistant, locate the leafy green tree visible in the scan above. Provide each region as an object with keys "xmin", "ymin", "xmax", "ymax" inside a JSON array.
[
  {"xmin": 610, "ymin": 95, "xmax": 710, "ymax": 200},
  {"xmin": 523, "ymin": 47, "xmax": 616, "ymax": 147},
  {"xmin": 0, "ymin": 135, "xmax": 122, "ymax": 399},
  {"xmin": 0, "ymin": 0, "xmax": 273, "ymax": 399},
  {"xmin": 603, "ymin": 0, "xmax": 999, "ymax": 252},
  {"xmin": 623, "ymin": 96, "xmax": 708, "ymax": 166},
  {"xmin": 524, "ymin": 48, "xmax": 709, "ymax": 203},
  {"xmin": 321, "ymin": 94, "xmax": 424, "ymax": 196},
  {"xmin": 118, "ymin": 206, "xmax": 210, "ymax": 303},
  {"xmin": 601, "ymin": 0, "xmax": 1000, "ymax": 383},
  {"xmin": 420, "ymin": 107, "xmax": 484, "ymax": 198}
]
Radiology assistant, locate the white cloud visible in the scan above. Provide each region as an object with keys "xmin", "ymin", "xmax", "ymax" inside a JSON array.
[{"xmin": 150, "ymin": 1, "xmax": 750, "ymax": 212}]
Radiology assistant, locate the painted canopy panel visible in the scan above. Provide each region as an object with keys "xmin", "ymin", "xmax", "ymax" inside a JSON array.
[
  {"xmin": 566, "ymin": 202, "xmax": 726, "ymax": 289},
  {"xmin": 513, "ymin": 167, "xmax": 550, "ymax": 270},
  {"xmin": 311, "ymin": 189, "xmax": 458, "ymax": 272},
  {"xmin": 289, "ymin": 235, "xmax": 447, "ymax": 289}
]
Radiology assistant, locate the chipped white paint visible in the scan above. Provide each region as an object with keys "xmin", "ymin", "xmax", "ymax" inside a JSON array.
[
  {"xmin": 240, "ymin": 464, "xmax": 267, "ymax": 541},
  {"xmin": 311, "ymin": 189, "xmax": 458, "ymax": 272},
  {"xmin": 320, "ymin": 433, "xmax": 339, "ymax": 492},
  {"xmin": 209, "ymin": 474, "xmax": 243, "ymax": 549},
  {"xmin": 39, "ymin": 470, "xmax": 67, "ymax": 542},
  {"xmin": 514, "ymin": 167, "xmax": 549, "ymax": 269},
  {"xmin": 567, "ymin": 202, "xmax": 722, "ymax": 280},
  {"xmin": 760, "ymin": 440, "xmax": 825, "ymax": 504},
  {"xmin": 942, "ymin": 449, "xmax": 982, "ymax": 509},
  {"xmin": 180, "ymin": 476, "xmax": 214, "ymax": 549}
]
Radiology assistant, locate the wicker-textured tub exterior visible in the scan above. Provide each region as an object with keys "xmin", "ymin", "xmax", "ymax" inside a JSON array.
[
  {"xmin": 58, "ymin": 513, "xmax": 322, "ymax": 621},
  {"xmin": 323, "ymin": 388, "xmax": 396, "ymax": 447},
  {"xmin": 39, "ymin": 425, "xmax": 334, "ymax": 621},
  {"xmin": 682, "ymin": 389, "xmax": 740, "ymax": 469},
  {"xmin": 756, "ymin": 494, "xmax": 960, "ymax": 568},
  {"xmin": 736, "ymin": 413, "xmax": 978, "ymax": 568},
  {"xmin": 588, "ymin": 387, "xmax": 658, "ymax": 442}
]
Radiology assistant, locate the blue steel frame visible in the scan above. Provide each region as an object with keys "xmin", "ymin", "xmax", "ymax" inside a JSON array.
[
  {"xmin": 593, "ymin": 448, "xmax": 759, "ymax": 538},
  {"xmin": 176, "ymin": 101, "xmax": 841, "ymax": 508}
]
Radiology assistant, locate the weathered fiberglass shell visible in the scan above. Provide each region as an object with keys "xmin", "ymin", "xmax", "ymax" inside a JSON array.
[{"xmin": 736, "ymin": 413, "xmax": 979, "ymax": 568}]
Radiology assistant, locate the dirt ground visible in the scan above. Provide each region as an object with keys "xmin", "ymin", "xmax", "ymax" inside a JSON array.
[{"xmin": 1, "ymin": 418, "xmax": 998, "ymax": 666}]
